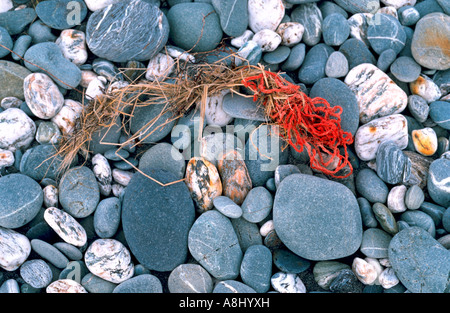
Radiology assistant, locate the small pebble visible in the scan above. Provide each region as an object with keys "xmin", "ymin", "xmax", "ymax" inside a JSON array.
[
  {"xmin": 46, "ymin": 279, "xmax": 87, "ymax": 293},
  {"xmin": 270, "ymin": 272, "xmax": 306, "ymax": 293},
  {"xmin": 387, "ymin": 185, "xmax": 408, "ymax": 213},
  {"xmin": 351, "ymin": 257, "xmax": 377, "ymax": 285},
  {"xmin": 19, "ymin": 259, "xmax": 53, "ymax": 289},
  {"xmin": 412, "ymin": 128, "xmax": 438, "ymax": 156},
  {"xmin": 378, "ymin": 268, "xmax": 400, "ymax": 289}
]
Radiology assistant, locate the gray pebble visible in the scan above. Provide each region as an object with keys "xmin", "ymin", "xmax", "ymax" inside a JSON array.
[
  {"xmin": 404, "ymin": 185, "xmax": 425, "ymax": 210},
  {"xmin": 31, "ymin": 239, "xmax": 69, "ymax": 269},
  {"xmin": 94, "ymin": 197, "xmax": 122, "ymax": 238},
  {"xmin": 168, "ymin": 263, "xmax": 213, "ymax": 293},
  {"xmin": 20, "ymin": 259, "xmax": 53, "ymax": 289}
]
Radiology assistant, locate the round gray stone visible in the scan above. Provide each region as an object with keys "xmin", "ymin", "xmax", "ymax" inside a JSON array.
[
  {"xmin": 360, "ymin": 228, "xmax": 392, "ymax": 258},
  {"xmin": 94, "ymin": 197, "xmax": 121, "ymax": 239},
  {"xmin": 241, "ymin": 187, "xmax": 273, "ymax": 223},
  {"xmin": 240, "ymin": 245, "xmax": 272, "ymax": 293},
  {"xmin": 168, "ymin": 264, "xmax": 213, "ymax": 293},
  {"xmin": 19, "ymin": 259, "xmax": 53, "ymax": 289},
  {"xmin": 404, "ymin": 184, "xmax": 424, "ymax": 210},
  {"xmin": 390, "ymin": 56, "xmax": 422, "ymax": 83},
  {"xmin": 59, "ymin": 166, "xmax": 100, "ymax": 218},
  {"xmin": 113, "ymin": 274, "xmax": 162, "ymax": 293},
  {"xmin": 0, "ymin": 173, "xmax": 43, "ymax": 229},
  {"xmin": 213, "ymin": 196, "xmax": 243, "ymax": 219},
  {"xmin": 427, "ymin": 158, "xmax": 450, "ymax": 207},
  {"xmin": 273, "ymin": 174, "xmax": 363, "ymax": 261},
  {"xmin": 138, "ymin": 142, "xmax": 186, "ymax": 180},
  {"xmin": 355, "ymin": 169, "xmax": 389, "ymax": 204}
]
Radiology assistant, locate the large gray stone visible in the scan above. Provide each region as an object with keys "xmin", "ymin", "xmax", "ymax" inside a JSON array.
[{"xmin": 273, "ymin": 174, "xmax": 363, "ymax": 261}]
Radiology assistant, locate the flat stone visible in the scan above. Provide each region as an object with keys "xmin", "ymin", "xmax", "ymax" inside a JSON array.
[
  {"xmin": 322, "ymin": 13, "xmax": 350, "ymax": 46},
  {"xmin": 113, "ymin": 274, "xmax": 162, "ymax": 293},
  {"xmin": 388, "ymin": 227, "xmax": 450, "ymax": 293},
  {"xmin": 400, "ymin": 210, "xmax": 436, "ymax": 237},
  {"xmin": 339, "ymin": 38, "xmax": 376, "ymax": 70},
  {"xmin": 355, "ymin": 169, "xmax": 389, "ymax": 203},
  {"xmin": 188, "ymin": 210, "xmax": 243, "ymax": 280},
  {"xmin": 390, "ymin": 56, "xmax": 422, "ymax": 83},
  {"xmin": 167, "ymin": 2, "xmax": 222, "ymax": 53},
  {"xmin": 0, "ymin": 227, "xmax": 31, "ymax": 271},
  {"xmin": 281, "ymin": 43, "xmax": 306, "ymax": 72},
  {"xmin": 408, "ymin": 95, "xmax": 429, "ymax": 123},
  {"xmin": 354, "ymin": 114, "xmax": 409, "ymax": 161},
  {"xmin": 59, "ymin": 166, "xmax": 100, "ymax": 218},
  {"xmin": 360, "ymin": 228, "xmax": 392, "ymax": 258},
  {"xmin": 241, "ymin": 187, "xmax": 273, "ymax": 223},
  {"xmin": 80, "ymin": 273, "xmax": 116, "ymax": 293},
  {"xmin": 19, "ymin": 259, "xmax": 53, "ymax": 289},
  {"xmin": 122, "ymin": 169, "xmax": 195, "ymax": 271},
  {"xmin": 0, "ymin": 173, "xmax": 43, "ymax": 229},
  {"xmin": 31, "ymin": 239, "xmax": 69, "ymax": 269},
  {"xmin": 0, "ymin": 61, "xmax": 32, "ymax": 102},
  {"xmin": 36, "ymin": 0, "xmax": 87, "ymax": 30},
  {"xmin": 168, "ymin": 263, "xmax": 213, "ymax": 293},
  {"xmin": 404, "ymin": 185, "xmax": 424, "ymax": 210},
  {"xmin": 411, "ymin": 13, "xmax": 450, "ymax": 70},
  {"xmin": 387, "ymin": 185, "xmax": 408, "ymax": 213},
  {"xmin": 273, "ymin": 174, "xmax": 362, "ymax": 261},
  {"xmin": 23, "ymin": 42, "xmax": 82, "ymax": 90},
  {"xmin": 84, "ymin": 239, "xmax": 134, "ymax": 284},
  {"xmin": 240, "ymin": 245, "xmax": 272, "ymax": 293},
  {"xmin": 345, "ymin": 64, "xmax": 408, "ymax": 124},
  {"xmin": 86, "ymin": 0, "xmax": 169, "ymax": 62}
]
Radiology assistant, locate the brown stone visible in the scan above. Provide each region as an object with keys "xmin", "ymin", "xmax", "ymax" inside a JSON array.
[
  {"xmin": 185, "ymin": 157, "xmax": 222, "ymax": 213},
  {"xmin": 217, "ymin": 150, "xmax": 252, "ymax": 205}
]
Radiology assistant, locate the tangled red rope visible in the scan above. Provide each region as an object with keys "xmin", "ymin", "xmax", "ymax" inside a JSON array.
[{"xmin": 242, "ymin": 70, "xmax": 354, "ymax": 179}]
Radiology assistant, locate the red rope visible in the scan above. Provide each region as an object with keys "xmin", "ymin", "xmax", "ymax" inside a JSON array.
[{"xmin": 242, "ymin": 70, "xmax": 354, "ymax": 179}]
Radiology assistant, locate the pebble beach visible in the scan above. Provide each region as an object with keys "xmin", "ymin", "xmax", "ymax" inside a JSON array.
[{"xmin": 0, "ymin": 0, "xmax": 449, "ymax": 296}]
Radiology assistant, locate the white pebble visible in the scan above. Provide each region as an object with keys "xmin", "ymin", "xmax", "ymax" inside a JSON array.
[
  {"xmin": 387, "ymin": 185, "xmax": 408, "ymax": 213},
  {"xmin": 231, "ymin": 30, "xmax": 254, "ymax": 48},
  {"xmin": 112, "ymin": 169, "xmax": 133, "ymax": 186},
  {"xmin": 43, "ymin": 185, "xmax": 58, "ymax": 208},
  {"xmin": 252, "ymin": 29, "xmax": 282, "ymax": 52},
  {"xmin": 0, "ymin": 148, "xmax": 14, "ymax": 168},
  {"xmin": 410, "ymin": 74, "xmax": 442, "ymax": 103},
  {"xmin": 248, "ymin": 0, "xmax": 285, "ymax": 33},
  {"xmin": 166, "ymin": 45, "xmax": 195, "ymax": 63},
  {"xmin": 85, "ymin": 76, "xmax": 107, "ymax": 100},
  {"xmin": 271, "ymin": 272, "xmax": 306, "ymax": 293},
  {"xmin": 365, "ymin": 257, "xmax": 383, "ymax": 285},
  {"xmin": 51, "ymin": 99, "xmax": 84, "ymax": 136},
  {"xmin": 1, "ymin": 96, "xmax": 22, "ymax": 110},
  {"xmin": 260, "ymin": 220, "xmax": 274, "ymax": 237},
  {"xmin": 352, "ymin": 257, "xmax": 378, "ymax": 285},
  {"xmin": 379, "ymin": 258, "xmax": 392, "ymax": 268},
  {"xmin": 276, "ymin": 22, "xmax": 305, "ymax": 47},
  {"xmin": 145, "ymin": 53, "xmax": 175, "ymax": 82},
  {"xmin": 46, "ymin": 279, "xmax": 87, "ymax": 293},
  {"xmin": 84, "ymin": 239, "xmax": 134, "ymax": 284},
  {"xmin": 203, "ymin": 89, "xmax": 233, "ymax": 127},
  {"xmin": 56, "ymin": 29, "xmax": 88, "ymax": 66},
  {"xmin": 112, "ymin": 184, "xmax": 125, "ymax": 198},
  {"xmin": 0, "ymin": 0, "xmax": 12, "ymax": 13},
  {"xmin": 380, "ymin": 0, "xmax": 416, "ymax": 9},
  {"xmin": 80, "ymin": 70, "xmax": 98, "ymax": 88},
  {"xmin": 84, "ymin": 0, "xmax": 121, "ymax": 11},
  {"xmin": 92, "ymin": 153, "xmax": 112, "ymax": 197},
  {"xmin": 0, "ymin": 227, "xmax": 31, "ymax": 271},
  {"xmin": 378, "ymin": 267, "xmax": 399, "ymax": 289},
  {"xmin": 44, "ymin": 207, "xmax": 87, "ymax": 247},
  {"xmin": 0, "ymin": 108, "xmax": 36, "ymax": 152}
]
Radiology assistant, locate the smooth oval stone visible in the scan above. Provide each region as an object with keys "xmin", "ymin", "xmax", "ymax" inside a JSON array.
[
  {"xmin": 273, "ymin": 174, "xmax": 362, "ymax": 261},
  {"xmin": 93, "ymin": 197, "xmax": 121, "ymax": 239},
  {"xmin": 281, "ymin": 43, "xmax": 306, "ymax": 72},
  {"xmin": 345, "ymin": 64, "xmax": 408, "ymax": 124},
  {"xmin": 291, "ymin": 3, "xmax": 323, "ymax": 46},
  {"xmin": 185, "ymin": 157, "xmax": 223, "ymax": 213},
  {"xmin": 0, "ymin": 26, "xmax": 12, "ymax": 59},
  {"xmin": 358, "ymin": 197, "xmax": 378, "ymax": 228},
  {"xmin": 367, "ymin": 13, "xmax": 407, "ymax": 54},
  {"xmin": 276, "ymin": 22, "xmax": 304, "ymax": 47},
  {"xmin": 322, "ymin": 13, "xmax": 350, "ymax": 46},
  {"xmin": 36, "ymin": 0, "xmax": 87, "ymax": 30},
  {"xmin": 429, "ymin": 101, "xmax": 450, "ymax": 130},
  {"xmin": 23, "ymin": 42, "xmax": 82, "ymax": 90},
  {"xmin": 248, "ymin": 0, "xmax": 285, "ymax": 33},
  {"xmin": 387, "ymin": 185, "xmax": 408, "ymax": 213},
  {"xmin": 44, "ymin": 207, "xmax": 86, "ymax": 247},
  {"xmin": 113, "ymin": 274, "xmax": 162, "ymax": 293},
  {"xmin": 188, "ymin": 210, "xmax": 243, "ymax": 280},
  {"xmin": 85, "ymin": 239, "xmax": 134, "ymax": 284},
  {"xmin": 377, "ymin": 48, "xmax": 397, "ymax": 72},
  {"xmin": 410, "ymin": 74, "xmax": 442, "ymax": 103},
  {"xmin": 360, "ymin": 228, "xmax": 392, "ymax": 258},
  {"xmin": 87, "ymin": 0, "xmax": 169, "ymax": 62},
  {"xmin": 309, "ymin": 77, "xmax": 359, "ymax": 136},
  {"xmin": 122, "ymin": 169, "xmax": 195, "ymax": 271},
  {"xmin": 56, "ymin": 29, "xmax": 88, "ymax": 66},
  {"xmin": 20, "ymin": 259, "xmax": 53, "ymax": 289},
  {"xmin": 36, "ymin": 121, "xmax": 61, "ymax": 145},
  {"xmin": 138, "ymin": 143, "xmax": 185, "ymax": 180},
  {"xmin": 411, "ymin": 13, "xmax": 450, "ymax": 71},
  {"xmin": 339, "ymin": 38, "xmax": 376, "ymax": 70},
  {"xmin": 354, "ymin": 114, "xmax": 408, "ymax": 161},
  {"xmin": 202, "ymin": 90, "xmax": 233, "ymax": 127},
  {"xmin": 31, "ymin": 239, "xmax": 69, "ymax": 269},
  {"xmin": 168, "ymin": 263, "xmax": 213, "ymax": 293},
  {"xmin": 213, "ymin": 280, "xmax": 257, "ymax": 293},
  {"xmin": 372, "ymin": 203, "xmax": 399, "ymax": 235},
  {"xmin": 231, "ymin": 217, "xmax": 262, "ymax": 252},
  {"xmin": 213, "ymin": 196, "xmax": 243, "ymax": 219},
  {"xmin": 325, "ymin": 51, "xmax": 349, "ymax": 78},
  {"xmin": 252, "ymin": 29, "xmax": 282, "ymax": 52},
  {"xmin": 427, "ymin": 158, "xmax": 450, "ymax": 207},
  {"xmin": 241, "ymin": 187, "xmax": 273, "ymax": 223},
  {"xmin": 53, "ymin": 242, "xmax": 83, "ymax": 261},
  {"xmin": 239, "ymin": 245, "xmax": 272, "ymax": 293},
  {"xmin": 20, "ymin": 144, "xmax": 68, "ymax": 181},
  {"xmin": 408, "ymin": 95, "xmax": 429, "ymax": 123},
  {"xmin": 355, "ymin": 169, "xmax": 389, "ymax": 203},
  {"xmin": 59, "ymin": 166, "xmax": 100, "ymax": 218},
  {"xmin": 389, "ymin": 227, "xmax": 450, "ymax": 293},
  {"xmin": 298, "ymin": 43, "xmax": 334, "ymax": 85},
  {"xmin": 0, "ymin": 173, "xmax": 43, "ymax": 229},
  {"xmin": 167, "ymin": 2, "xmax": 222, "ymax": 52},
  {"xmin": 0, "ymin": 227, "xmax": 31, "ymax": 271},
  {"xmin": 390, "ymin": 56, "xmax": 422, "ymax": 83},
  {"xmin": 398, "ymin": 5, "xmax": 420, "ymax": 26},
  {"xmin": 263, "ymin": 46, "xmax": 291, "ymax": 64},
  {"xmin": 217, "ymin": 149, "xmax": 252, "ymax": 206},
  {"xmin": 0, "ymin": 108, "xmax": 35, "ymax": 152},
  {"xmin": 400, "ymin": 210, "xmax": 436, "ymax": 237},
  {"xmin": 376, "ymin": 140, "xmax": 410, "ymax": 184},
  {"xmin": 46, "ymin": 279, "xmax": 87, "ymax": 293},
  {"xmin": 412, "ymin": 127, "xmax": 438, "ymax": 156},
  {"xmin": 80, "ymin": 273, "xmax": 117, "ymax": 293},
  {"xmin": 404, "ymin": 185, "xmax": 424, "ymax": 210}
]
